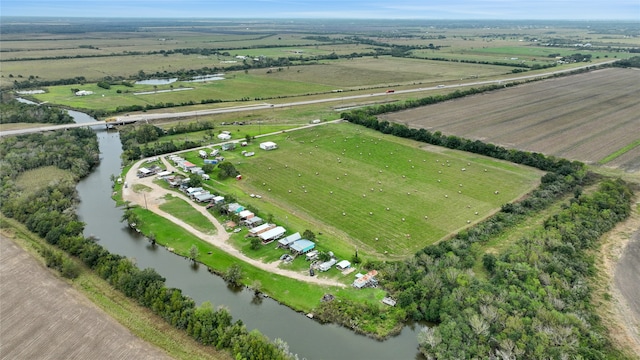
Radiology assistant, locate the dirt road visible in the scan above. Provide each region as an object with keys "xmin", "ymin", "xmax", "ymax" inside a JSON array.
[{"xmin": 122, "ymin": 156, "xmax": 345, "ymax": 288}]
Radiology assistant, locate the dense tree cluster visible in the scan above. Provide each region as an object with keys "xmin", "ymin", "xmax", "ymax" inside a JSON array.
[
  {"xmin": 0, "ymin": 97, "xmax": 74, "ymax": 125},
  {"xmin": 119, "ymin": 122, "xmax": 214, "ymax": 162},
  {"xmin": 0, "ymin": 126, "xmax": 294, "ymax": 360}
]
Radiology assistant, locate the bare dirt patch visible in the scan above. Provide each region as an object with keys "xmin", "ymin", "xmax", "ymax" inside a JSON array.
[
  {"xmin": 0, "ymin": 235, "xmax": 172, "ymax": 360},
  {"xmin": 597, "ymin": 206, "xmax": 640, "ymax": 357},
  {"xmin": 382, "ymin": 68, "xmax": 640, "ymax": 172}
]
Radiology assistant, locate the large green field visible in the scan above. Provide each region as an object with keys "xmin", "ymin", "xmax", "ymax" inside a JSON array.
[{"xmin": 206, "ymin": 123, "xmax": 542, "ymax": 259}]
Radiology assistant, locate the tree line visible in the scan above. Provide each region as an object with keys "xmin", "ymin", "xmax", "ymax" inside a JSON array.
[{"xmin": 0, "ymin": 96, "xmax": 74, "ymax": 125}]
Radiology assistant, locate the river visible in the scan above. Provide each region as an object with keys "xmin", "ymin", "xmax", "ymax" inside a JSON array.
[{"xmin": 70, "ymin": 110, "xmax": 424, "ymax": 360}]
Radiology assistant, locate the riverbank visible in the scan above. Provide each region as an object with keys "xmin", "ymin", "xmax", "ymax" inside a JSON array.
[{"xmin": 0, "ymin": 217, "xmax": 230, "ymax": 360}]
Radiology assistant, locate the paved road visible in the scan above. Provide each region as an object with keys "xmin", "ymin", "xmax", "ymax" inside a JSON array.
[{"xmin": 1, "ymin": 61, "xmax": 615, "ymax": 138}]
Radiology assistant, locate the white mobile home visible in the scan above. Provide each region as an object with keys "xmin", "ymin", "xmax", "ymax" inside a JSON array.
[
  {"xmin": 258, "ymin": 226, "xmax": 286, "ymax": 243},
  {"xmin": 259, "ymin": 141, "xmax": 278, "ymax": 151}
]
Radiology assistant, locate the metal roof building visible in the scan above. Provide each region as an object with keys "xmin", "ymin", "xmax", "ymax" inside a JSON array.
[{"xmin": 290, "ymin": 239, "xmax": 315, "ymax": 254}]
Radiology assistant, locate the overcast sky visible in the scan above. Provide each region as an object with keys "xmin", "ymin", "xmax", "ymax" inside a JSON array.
[{"xmin": 2, "ymin": 0, "xmax": 639, "ymax": 20}]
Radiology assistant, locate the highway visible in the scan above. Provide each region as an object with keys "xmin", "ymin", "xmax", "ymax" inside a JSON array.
[{"xmin": 1, "ymin": 61, "xmax": 613, "ymax": 138}]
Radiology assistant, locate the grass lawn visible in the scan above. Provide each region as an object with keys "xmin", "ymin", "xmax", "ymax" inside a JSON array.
[{"xmin": 158, "ymin": 194, "xmax": 217, "ymax": 235}]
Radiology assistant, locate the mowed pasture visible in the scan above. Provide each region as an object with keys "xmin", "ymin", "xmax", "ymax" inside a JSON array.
[
  {"xmin": 232, "ymin": 123, "xmax": 542, "ymax": 259},
  {"xmin": 381, "ymin": 68, "xmax": 640, "ymax": 172}
]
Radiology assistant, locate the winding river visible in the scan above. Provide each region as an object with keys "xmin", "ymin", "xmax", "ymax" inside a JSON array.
[{"xmin": 69, "ymin": 110, "xmax": 424, "ymax": 360}]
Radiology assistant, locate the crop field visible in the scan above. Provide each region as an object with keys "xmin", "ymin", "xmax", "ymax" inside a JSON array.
[
  {"xmin": 0, "ymin": 236, "xmax": 172, "ymax": 360},
  {"xmin": 224, "ymin": 122, "xmax": 542, "ymax": 259},
  {"xmin": 381, "ymin": 68, "xmax": 640, "ymax": 172}
]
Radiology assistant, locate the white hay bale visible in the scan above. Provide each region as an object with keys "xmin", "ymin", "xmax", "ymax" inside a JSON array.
[
  {"xmin": 402, "ymin": 218, "xmax": 405, "ymax": 222},
  {"xmin": 262, "ymin": 182, "xmax": 266, "ymax": 186},
  {"xmin": 288, "ymin": 190, "xmax": 292, "ymax": 193},
  {"xmin": 379, "ymin": 189, "xmax": 383, "ymax": 192},
  {"xmin": 330, "ymin": 191, "xmax": 333, "ymax": 194},
  {"xmin": 495, "ymin": 190, "xmax": 499, "ymax": 194},
  {"xmin": 342, "ymin": 212, "xmax": 346, "ymax": 216},
  {"xmin": 268, "ymin": 188, "xmax": 271, "ymax": 191},
  {"xmin": 363, "ymin": 194, "xmax": 366, "ymax": 197},
  {"xmin": 298, "ymin": 174, "xmax": 301, "ymax": 177},
  {"xmin": 438, "ymin": 170, "xmax": 442, "ymax": 174},
  {"xmin": 378, "ymin": 181, "xmax": 382, "ymax": 184},
  {"xmin": 268, "ymin": 167, "xmax": 272, "ymax": 170},
  {"xmin": 371, "ymin": 188, "xmax": 374, "ymax": 191},
  {"xmin": 304, "ymin": 190, "xmax": 307, "ymax": 193},
  {"xmin": 402, "ymin": 175, "xmax": 406, "ymax": 178},
  {"xmin": 458, "ymin": 191, "xmax": 462, "ymax": 194},
  {"xmin": 445, "ymin": 194, "xmax": 448, "ymax": 198},
  {"xmin": 467, "ymin": 220, "xmax": 471, "ymax": 224},
  {"xmin": 386, "ymin": 207, "xmax": 390, "ymax": 211},
  {"xmin": 411, "ymin": 166, "xmax": 415, "ymax": 169},
  {"xmin": 475, "ymin": 211, "xmax": 479, "ymax": 215},
  {"xmin": 467, "ymin": 163, "xmax": 471, "ymax": 166},
  {"xmin": 336, "ymin": 177, "xmax": 340, "ymax": 180},
  {"xmin": 461, "ymin": 168, "xmax": 466, "ymax": 171},
  {"xmin": 369, "ymin": 212, "xmax": 373, "ymax": 215},
  {"xmin": 484, "ymin": 169, "xmax": 488, "ymax": 172},
  {"xmin": 407, "ymin": 192, "xmax": 411, "ymax": 195},
  {"xmin": 315, "ymin": 172, "xmax": 319, "ymax": 175},
  {"xmin": 424, "ymin": 216, "xmax": 428, "ymax": 219},
  {"xmin": 438, "ymin": 179, "xmax": 441, "ymax": 182}
]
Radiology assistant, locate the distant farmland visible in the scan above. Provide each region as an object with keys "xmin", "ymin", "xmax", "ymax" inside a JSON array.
[
  {"xmin": 382, "ymin": 68, "xmax": 640, "ymax": 172},
  {"xmin": 229, "ymin": 123, "xmax": 542, "ymax": 259}
]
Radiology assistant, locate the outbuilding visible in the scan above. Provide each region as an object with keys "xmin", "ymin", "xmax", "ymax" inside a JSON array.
[
  {"xmin": 259, "ymin": 141, "xmax": 278, "ymax": 151},
  {"xmin": 336, "ymin": 260, "xmax": 351, "ymax": 271},
  {"xmin": 238, "ymin": 210, "xmax": 254, "ymax": 220},
  {"xmin": 218, "ymin": 133, "xmax": 232, "ymax": 140}
]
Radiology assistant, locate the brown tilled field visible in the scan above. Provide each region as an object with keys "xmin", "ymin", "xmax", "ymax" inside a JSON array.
[
  {"xmin": 0, "ymin": 236, "xmax": 172, "ymax": 360},
  {"xmin": 382, "ymin": 68, "xmax": 640, "ymax": 172}
]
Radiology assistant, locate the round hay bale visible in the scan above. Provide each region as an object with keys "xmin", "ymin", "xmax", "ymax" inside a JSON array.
[{"xmin": 445, "ymin": 194, "xmax": 448, "ymax": 198}]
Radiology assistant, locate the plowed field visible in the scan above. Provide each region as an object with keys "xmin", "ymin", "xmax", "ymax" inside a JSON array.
[
  {"xmin": 382, "ymin": 68, "xmax": 640, "ymax": 172},
  {"xmin": 0, "ymin": 236, "xmax": 172, "ymax": 360}
]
